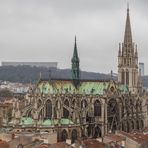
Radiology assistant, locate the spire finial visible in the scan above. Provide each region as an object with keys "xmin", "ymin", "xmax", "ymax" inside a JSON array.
[
  {"xmin": 127, "ymin": 2, "xmax": 129, "ymax": 12},
  {"xmin": 75, "ymin": 35, "xmax": 76, "ymax": 43}
]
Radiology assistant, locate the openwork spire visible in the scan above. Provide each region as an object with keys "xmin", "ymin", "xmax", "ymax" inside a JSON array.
[
  {"xmin": 124, "ymin": 6, "xmax": 132, "ymax": 44},
  {"xmin": 71, "ymin": 36, "xmax": 80, "ymax": 87}
]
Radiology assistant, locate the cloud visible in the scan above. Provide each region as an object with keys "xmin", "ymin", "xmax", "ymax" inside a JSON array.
[{"xmin": 0, "ymin": 0, "xmax": 147, "ymax": 74}]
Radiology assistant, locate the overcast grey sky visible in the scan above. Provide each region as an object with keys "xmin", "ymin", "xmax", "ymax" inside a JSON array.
[{"xmin": 0, "ymin": 0, "xmax": 148, "ymax": 74}]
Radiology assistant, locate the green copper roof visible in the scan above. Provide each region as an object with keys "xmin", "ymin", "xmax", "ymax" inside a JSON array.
[
  {"xmin": 21, "ymin": 117, "xmax": 33, "ymax": 125},
  {"xmin": 21, "ymin": 117, "xmax": 74, "ymax": 126},
  {"xmin": 38, "ymin": 80, "xmax": 108, "ymax": 95},
  {"xmin": 42, "ymin": 118, "xmax": 73, "ymax": 126},
  {"xmin": 119, "ymin": 84, "xmax": 129, "ymax": 94},
  {"xmin": 60, "ymin": 118, "xmax": 74, "ymax": 125},
  {"xmin": 42, "ymin": 119, "xmax": 52, "ymax": 126}
]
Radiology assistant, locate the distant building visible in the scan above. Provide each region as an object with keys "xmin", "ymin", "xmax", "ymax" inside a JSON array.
[
  {"xmin": 0, "ymin": 103, "xmax": 12, "ymax": 126},
  {"xmin": 139, "ymin": 62, "xmax": 144, "ymax": 76},
  {"xmin": 1, "ymin": 62, "xmax": 58, "ymax": 69},
  {"xmin": 0, "ymin": 81, "xmax": 29, "ymax": 94}
]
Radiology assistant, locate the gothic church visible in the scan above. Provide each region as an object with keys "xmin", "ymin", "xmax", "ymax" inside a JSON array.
[{"xmin": 9, "ymin": 7, "xmax": 147, "ymax": 143}]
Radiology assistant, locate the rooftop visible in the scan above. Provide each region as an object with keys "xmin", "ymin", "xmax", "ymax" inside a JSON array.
[
  {"xmin": 104, "ymin": 133, "xmax": 125, "ymax": 142},
  {"xmin": 78, "ymin": 139, "xmax": 106, "ymax": 148},
  {"xmin": 35, "ymin": 144, "xmax": 49, "ymax": 148},
  {"xmin": 37, "ymin": 79, "xmax": 128, "ymax": 95},
  {"xmin": 118, "ymin": 131, "xmax": 148, "ymax": 144}
]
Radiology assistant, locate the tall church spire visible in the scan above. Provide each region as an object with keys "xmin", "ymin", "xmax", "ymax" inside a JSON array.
[
  {"xmin": 71, "ymin": 36, "xmax": 80, "ymax": 87},
  {"xmin": 118, "ymin": 7, "xmax": 139, "ymax": 94}
]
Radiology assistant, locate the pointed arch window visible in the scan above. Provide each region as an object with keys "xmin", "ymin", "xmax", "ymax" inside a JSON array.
[
  {"xmin": 133, "ymin": 72, "xmax": 136, "ymax": 86},
  {"xmin": 64, "ymin": 99, "xmax": 69, "ymax": 106},
  {"xmin": 93, "ymin": 126, "xmax": 102, "ymax": 138},
  {"xmin": 71, "ymin": 129, "xmax": 78, "ymax": 144},
  {"xmin": 124, "ymin": 58, "xmax": 126, "ymax": 65},
  {"xmin": 107, "ymin": 98, "xmax": 119, "ymax": 133},
  {"xmin": 137, "ymin": 120, "xmax": 139, "ymax": 130},
  {"xmin": 61, "ymin": 129, "xmax": 68, "ymax": 142},
  {"xmin": 131, "ymin": 120, "xmax": 134, "ymax": 130},
  {"xmin": 94, "ymin": 100, "xmax": 101, "ymax": 116},
  {"xmin": 45, "ymin": 100, "xmax": 52, "ymax": 119},
  {"xmin": 38, "ymin": 99, "xmax": 42, "ymax": 108}
]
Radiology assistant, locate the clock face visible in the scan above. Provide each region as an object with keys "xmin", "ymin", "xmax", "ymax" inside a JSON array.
[{"xmin": 17, "ymin": 144, "xmax": 23, "ymax": 148}]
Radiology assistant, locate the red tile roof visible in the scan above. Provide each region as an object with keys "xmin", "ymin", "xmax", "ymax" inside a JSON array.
[
  {"xmin": 118, "ymin": 131, "xmax": 148, "ymax": 144},
  {"xmin": 49, "ymin": 142, "xmax": 70, "ymax": 148},
  {"xmin": 83, "ymin": 139, "xmax": 106, "ymax": 148},
  {"xmin": 105, "ymin": 134, "xmax": 125, "ymax": 142},
  {"xmin": 35, "ymin": 145, "xmax": 48, "ymax": 148},
  {"xmin": 0, "ymin": 139, "xmax": 9, "ymax": 148}
]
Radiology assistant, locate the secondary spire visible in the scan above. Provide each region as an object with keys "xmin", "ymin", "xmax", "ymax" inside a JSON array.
[
  {"xmin": 71, "ymin": 36, "xmax": 80, "ymax": 88},
  {"xmin": 72, "ymin": 36, "xmax": 79, "ymax": 61}
]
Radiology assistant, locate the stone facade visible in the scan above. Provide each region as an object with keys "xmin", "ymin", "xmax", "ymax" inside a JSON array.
[{"xmin": 10, "ymin": 79, "xmax": 144, "ymax": 143}]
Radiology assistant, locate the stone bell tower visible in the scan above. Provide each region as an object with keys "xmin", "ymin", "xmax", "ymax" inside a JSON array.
[{"xmin": 118, "ymin": 7, "xmax": 138, "ymax": 94}]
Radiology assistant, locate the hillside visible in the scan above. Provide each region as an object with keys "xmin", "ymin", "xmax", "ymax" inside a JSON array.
[
  {"xmin": 0, "ymin": 66, "xmax": 112, "ymax": 83},
  {"xmin": 0, "ymin": 66, "xmax": 147, "ymax": 88}
]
